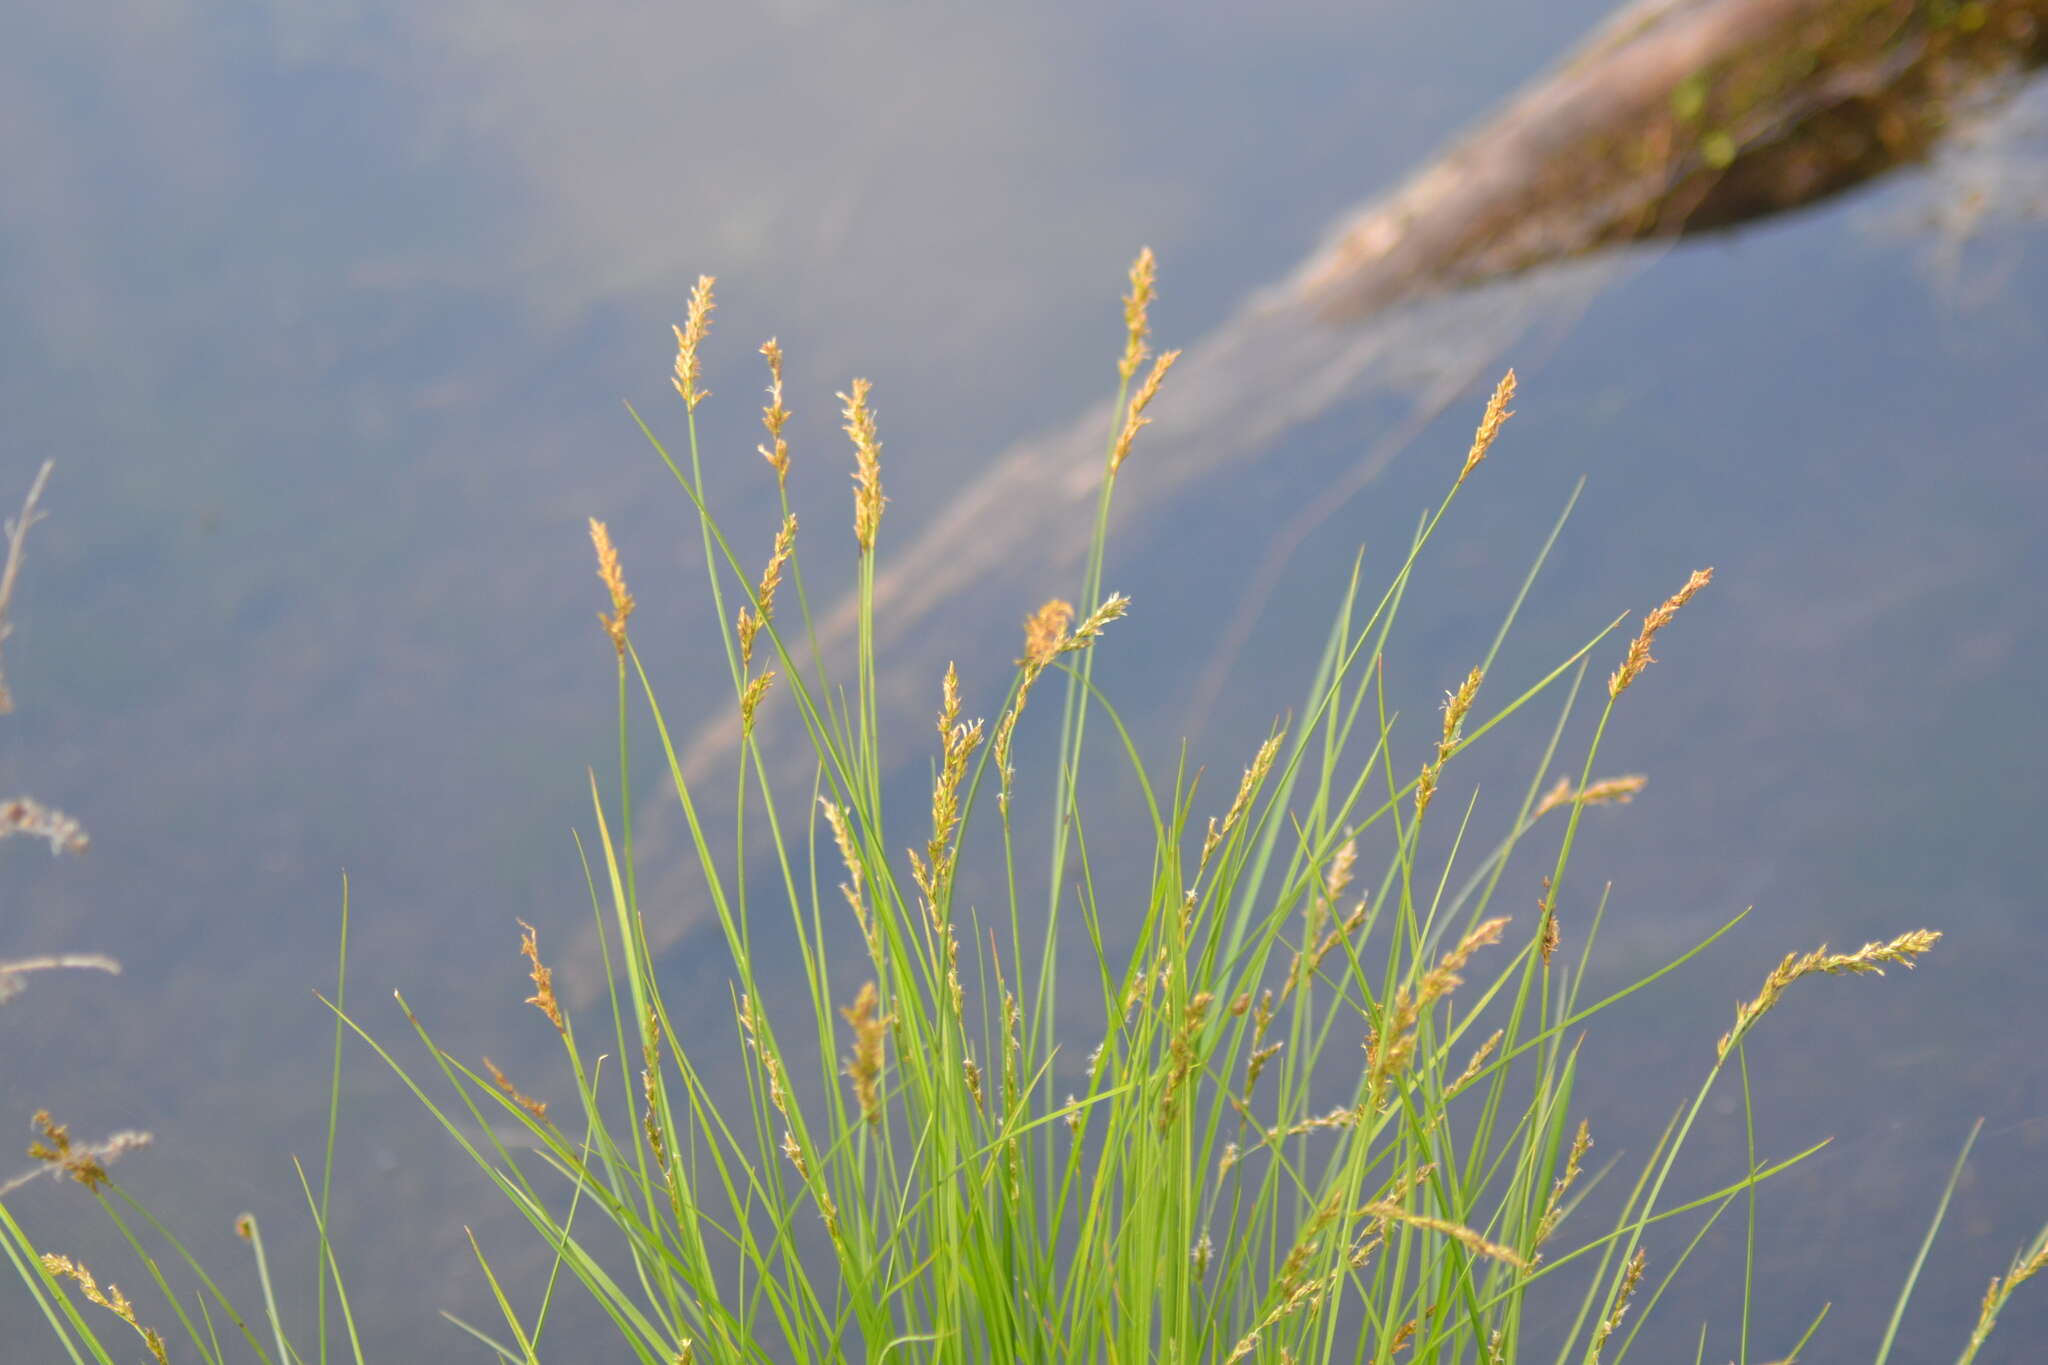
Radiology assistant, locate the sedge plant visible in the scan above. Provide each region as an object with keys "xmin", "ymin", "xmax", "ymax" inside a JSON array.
[{"xmin": 8, "ymin": 255, "xmax": 2044, "ymax": 1364}]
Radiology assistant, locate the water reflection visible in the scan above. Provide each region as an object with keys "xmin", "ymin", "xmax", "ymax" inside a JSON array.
[{"xmin": 2, "ymin": 0, "xmax": 2044, "ymax": 1358}]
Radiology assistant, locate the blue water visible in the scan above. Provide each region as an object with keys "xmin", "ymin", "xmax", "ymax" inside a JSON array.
[{"xmin": 3, "ymin": 2, "xmax": 2044, "ymax": 1358}]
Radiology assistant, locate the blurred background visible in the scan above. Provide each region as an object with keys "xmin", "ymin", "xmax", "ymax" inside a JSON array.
[{"xmin": 3, "ymin": 1, "xmax": 2045, "ymax": 1358}]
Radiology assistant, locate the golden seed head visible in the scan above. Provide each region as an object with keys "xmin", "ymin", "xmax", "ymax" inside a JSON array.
[
  {"xmin": 1365, "ymin": 1202, "xmax": 1531, "ymax": 1271},
  {"xmin": 1109, "ymin": 348, "xmax": 1181, "ymax": 475},
  {"xmin": 1719, "ymin": 928, "xmax": 1942, "ymax": 1059},
  {"xmin": 758, "ymin": 338, "xmax": 790, "ymax": 488},
  {"xmin": 1458, "ymin": 369, "xmax": 1517, "ymax": 485},
  {"xmin": 839, "ymin": 379, "xmax": 886, "ymax": 552},
  {"xmin": 671, "ymin": 275, "xmax": 717, "ymax": 411},
  {"xmin": 1120, "ymin": 246, "xmax": 1158, "ymax": 383},
  {"xmin": 840, "ymin": 981, "xmax": 890, "ymax": 1126},
  {"xmin": 1609, "ymin": 567, "xmax": 1714, "ymax": 698},
  {"xmin": 1323, "ymin": 839, "xmax": 1358, "ymax": 906},
  {"xmin": 1205, "ymin": 729, "xmax": 1284, "ymax": 866},
  {"xmin": 40, "ymin": 1253, "xmax": 165, "ymax": 1361},
  {"xmin": 1440, "ymin": 667, "xmax": 1483, "ymax": 755},
  {"xmin": 1579, "ymin": 774, "xmax": 1648, "ymax": 805},
  {"xmin": 739, "ymin": 670, "xmax": 777, "ymax": 732},
  {"xmin": 735, "ymin": 606, "xmax": 760, "ymax": 669},
  {"xmin": 0, "ymin": 797, "xmax": 89, "ymax": 855},
  {"xmin": 759, "ymin": 513, "xmax": 797, "ymax": 622},
  {"xmin": 588, "ymin": 518, "xmax": 635, "ymax": 657},
  {"xmin": 1020, "ymin": 598, "xmax": 1075, "ymax": 669},
  {"xmin": 1533, "ymin": 775, "xmax": 1576, "ymax": 820},
  {"xmin": 518, "ymin": 919, "xmax": 565, "ymax": 1033},
  {"xmin": 921, "ymin": 662, "xmax": 983, "ymax": 899}
]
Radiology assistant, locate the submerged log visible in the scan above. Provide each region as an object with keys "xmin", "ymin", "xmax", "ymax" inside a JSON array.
[{"xmin": 1293, "ymin": 0, "xmax": 2048, "ymax": 323}]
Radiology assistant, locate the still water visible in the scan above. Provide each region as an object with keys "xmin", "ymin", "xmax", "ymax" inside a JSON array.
[{"xmin": 3, "ymin": 1, "xmax": 2045, "ymax": 1358}]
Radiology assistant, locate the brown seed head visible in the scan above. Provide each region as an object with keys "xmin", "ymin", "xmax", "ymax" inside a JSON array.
[
  {"xmin": 483, "ymin": 1057, "xmax": 549, "ymax": 1122},
  {"xmin": 518, "ymin": 920, "xmax": 565, "ymax": 1033}
]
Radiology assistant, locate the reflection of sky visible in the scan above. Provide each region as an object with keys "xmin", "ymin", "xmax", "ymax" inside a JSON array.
[{"xmin": 4, "ymin": 1, "xmax": 2045, "ymax": 1358}]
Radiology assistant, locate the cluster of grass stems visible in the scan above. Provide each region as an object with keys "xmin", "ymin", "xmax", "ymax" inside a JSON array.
[{"xmin": 6, "ymin": 254, "xmax": 2046, "ymax": 1364}]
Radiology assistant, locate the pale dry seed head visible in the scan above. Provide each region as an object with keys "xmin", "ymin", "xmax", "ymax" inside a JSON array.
[
  {"xmin": 587, "ymin": 519, "xmax": 635, "ymax": 657},
  {"xmin": 0, "ymin": 952, "xmax": 119, "ymax": 1006},
  {"xmin": 671, "ymin": 276, "xmax": 716, "ymax": 411},
  {"xmin": 1458, "ymin": 369, "xmax": 1517, "ymax": 485},
  {"xmin": 1, "ymin": 796, "xmax": 89, "ymax": 855},
  {"xmin": 1609, "ymin": 567, "xmax": 1714, "ymax": 698},
  {"xmin": 3, "ymin": 1117, "xmax": 150, "ymax": 1198},
  {"xmin": 0, "ymin": 462, "xmax": 58, "ymax": 715},
  {"xmin": 839, "ymin": 379, "xmax": 886, "ymax": 552}
]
